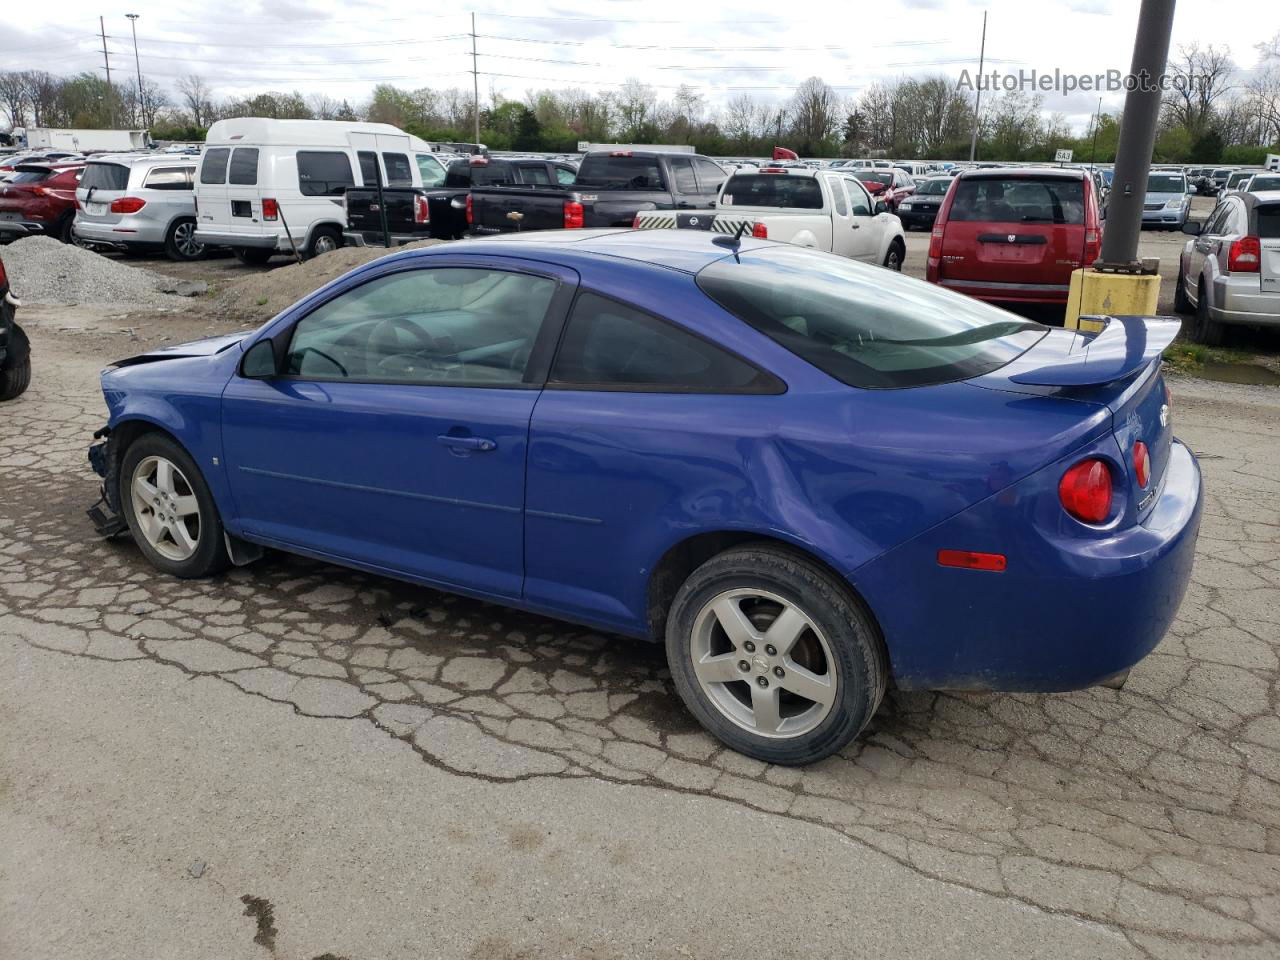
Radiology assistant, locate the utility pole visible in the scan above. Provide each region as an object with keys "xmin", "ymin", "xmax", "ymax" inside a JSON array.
[
  {"xmin": 1098, "ymin": 0, "xmax": 1175, "ymax": 268},
  {"xmin": 1089, "ymin": 96, "xmax": 1102, "ymax": 170},
  {"xmin": 967, "ymin": 10, "xmax": 987, "ymax": 163},
  {"xmin": 99, "ymin": 16, "xmax": 115, "ymax": 127},
  {"xmin": 470, "ymin": 13, "xmax": 481, "ymax": 146},
  {"xmin": 126, "ymin": 14, "xmax": 144, "ymax": 128}
]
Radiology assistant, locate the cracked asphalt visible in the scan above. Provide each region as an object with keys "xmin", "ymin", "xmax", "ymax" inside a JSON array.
[{"xmin": 2, "ymin": 308, "xmax": 1278, "ymax": 960}]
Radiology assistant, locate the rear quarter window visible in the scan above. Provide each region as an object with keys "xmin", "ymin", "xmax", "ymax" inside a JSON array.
[
  {"xmin": 143, "ymin": 166, "xmax": 194, "ymax": 191},
  {"xmin": 949, "ymin": 177, "xmax": 1085, "ymax": 224}
]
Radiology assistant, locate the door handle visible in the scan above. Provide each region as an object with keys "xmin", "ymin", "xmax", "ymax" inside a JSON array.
[{"xmin": 437, "ymin": 435, "xmax": 497, "ymax": 452}]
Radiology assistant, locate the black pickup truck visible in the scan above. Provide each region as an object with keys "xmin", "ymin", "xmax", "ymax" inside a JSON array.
[
  {"xmin": 344, "ymin": 156, "xmax": 577, "ymax": 247},
  {"xmin": 468, "ymin": 151, "xmax": 727, "ymax": 235}
]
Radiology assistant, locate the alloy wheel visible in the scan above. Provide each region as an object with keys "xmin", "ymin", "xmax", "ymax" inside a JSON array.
[
  {"xmin": 688, "ymin": 588, "xmax": 837, "ymax": 739},
  {"xmin": 174, "ymin": 221, "xmax": 204, "ymax": 259},
  {"xmin": 130, "ymin": 456, "xmax": 201, "ymax": 562}
]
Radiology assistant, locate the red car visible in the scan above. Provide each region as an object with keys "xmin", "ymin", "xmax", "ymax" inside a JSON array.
[
  {"xmin": 926, "ymin": 167, "xmax": 1102, "ymax": 306},
  {"xmin": 0, "ymin": 162, "xmax": 85, "ymax": 244},
  {"xmin": 852, "ymin": 168, "xmax": 915, "ymax": 212}
]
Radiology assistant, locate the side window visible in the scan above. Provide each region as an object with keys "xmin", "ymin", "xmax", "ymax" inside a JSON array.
[
  {"xmin": 358, "ymin": 150, "xmax": 380, "ymax": 186},
  {"xmin": 519, "ymin": 165, "xmax": 552, "ymax": 185},
  {"xmin": 694, "ymin": 158, "xmax": 727, "ymax": 196},
  {"xmin": 228, "ymin": 148, "xmax": 259, "ymax": 186},
  {"xmin": 844, "ymin": 178, "xmax": 871, "ymax": 216},
  {"xmin": 285, "ymin": 268, "xmax": 557, "ymax": 386},
  {"xmin": 549, "ymin": 291, "xmax": 777, "ymax": 393},
  {"xmin": 144, "ymin": 166, "xmax": 194, "ymax": 191},
  {"xmin": 382, "ymin": 152, "xmax": 412, "ymax": 187},
  {"xmin": 827, "ymin": 177, "xmax": 848, "ymax": 216},
  {"xmin": 1203, "ymin": 203, "xmax": 1231, "ymax": 236},
  {"xmin": 415, "ymin": 154, "xmax": 446, "ymax": 188},
  {"xmin": 554, "ymin": 165, "xmax": 576, "ymax": 185},
  {"xmin": 297, "ymin": 151, "xmax": 355, "ymax": 197},
  {"xmin": 670, "ymin": 157, "xmax": 698, "ymax": 195},
  {"xmin": 200, "ymin": 147, "xmax": 229, "ymax": 185}
]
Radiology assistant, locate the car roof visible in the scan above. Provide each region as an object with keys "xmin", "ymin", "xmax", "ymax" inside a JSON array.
[
  {"xmin": 957, "ymin": 166, "xmax": 1086, "ymax": 181},
  {"xmin": 403, "ymin": 228, "xmax": 771, "ymax": 275},
  {"xmin": 87, "ymin": 153, "xmax": 195, "ymax": 167},
  {"xmin": 1244, "ymin": 190, "xmax": 1280, "ymax": 203}
]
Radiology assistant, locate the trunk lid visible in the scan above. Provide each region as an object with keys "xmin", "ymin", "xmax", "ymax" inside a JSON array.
[{"xmin": 76, "ymin": 161, "xmax": 132, "ymax": 224}]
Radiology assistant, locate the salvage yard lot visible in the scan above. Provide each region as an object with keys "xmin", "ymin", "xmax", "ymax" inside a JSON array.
[{"xmin": 2, "ymin": 220, "xmax": 1279, "ymax": 959}]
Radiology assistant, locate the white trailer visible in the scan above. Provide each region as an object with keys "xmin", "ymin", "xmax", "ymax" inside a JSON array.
[
  {"xmin": 24, "ymin": 128, "xmax": 149, "ymax": 154},
  {"xmin": 1267, "ymin": 153, "xmax": 1280, "ymax": 172}
]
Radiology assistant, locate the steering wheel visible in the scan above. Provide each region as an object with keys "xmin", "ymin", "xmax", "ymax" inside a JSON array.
[{"xmin": 368, "ymin": 316, "xmax": 441, "ymax": 375}]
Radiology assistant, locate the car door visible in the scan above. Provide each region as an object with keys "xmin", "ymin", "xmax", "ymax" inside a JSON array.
[
  {"xmin": 669, "ymin": 156, "xmax": 700, "ymax": 209},
  {"xmin": 221, "ymin": 259, "xmax": 577, "ymax": 599},
  {"xmin": 693, "ymin": 158, "xmax": 728, "ymax": 206},
  {"xmin": 818, "ymin": 173, "xmax": 848, "ymax": 254},
  {"xmin": 1189, "ymin": 201, "xmax": 1232, "ymax": 293},
  {"xmin": 842, "ymin": 177, "xmax": 881, "ymax": 261}
]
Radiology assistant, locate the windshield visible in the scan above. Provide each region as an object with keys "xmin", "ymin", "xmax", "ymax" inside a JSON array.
[
  {"xmin": 576, "ymin": 155, "xmax": 664, "ymax": 189},
  {"xmin": 1147, "ymin": 174, "xmax": 1185, "ymax": 193},
  {"xmin": 720, "ymin": 174, "xmax": 822, "ymax": 209},
  {"xmin": 1248, "ymin": 175, "xmax": 1280, "ymax": 192},
  {"xmin": 949, "ymin": 177, "xmax": 1085, "ymax": 224},
  {"xmin": 81, "ymin": 163, "xmax": 130, "ymax": 192},
  {"xmin": 854, "ymin": 170, "xmax": 893, "ymax": 186},
  {"xmin": 915, "ymin": 179, "xmax": 950, "ymax": 196},
  {"xmin": 696, "ymin": 246, "xmax": 1047, "ymax": 389}
]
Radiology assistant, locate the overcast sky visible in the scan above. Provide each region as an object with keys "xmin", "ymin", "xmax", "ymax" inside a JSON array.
[{"xmin": 2, "ymin": 0, "xmax": 1272, "ymax": 132}]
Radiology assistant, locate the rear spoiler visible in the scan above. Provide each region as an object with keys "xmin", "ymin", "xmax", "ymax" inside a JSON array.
[{"xmin": 1009, "ymin": 316, "xmax": 1180, "ymax": 387}]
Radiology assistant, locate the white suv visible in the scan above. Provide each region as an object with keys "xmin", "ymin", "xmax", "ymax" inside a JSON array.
[{"xmin": 74, "ymin": 154, "xmax": 205, "ymax": 261}]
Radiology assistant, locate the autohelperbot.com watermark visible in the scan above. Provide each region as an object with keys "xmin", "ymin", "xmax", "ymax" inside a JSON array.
[{"xmin": 957, "ymin": 68, "xmax": 1208, "ymax": 96}]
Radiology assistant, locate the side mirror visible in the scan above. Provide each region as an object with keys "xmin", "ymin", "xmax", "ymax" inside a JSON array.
[
  {"xmin": 874, "ymin": 200, "xmax": 888, "ymax": 215},
  {"xmin": 241, "ymin": 337, "xmax": 279, "ymax": 379},
  {"xmin": 1180, "ymin": 220, "xmax": 1202, "ymax": 236}
]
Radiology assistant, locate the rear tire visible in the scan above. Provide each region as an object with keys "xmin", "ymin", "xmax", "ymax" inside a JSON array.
[
  {"xmin": 306, "ymin": 226, "xmax": 341, "ymax": 259},
  {"xmin": 234, "ymin": 247, "xmax": 274, "ymax": 265},
  {"xmin": 665, "ymin": 544, "xmax": 887, "ymax": 766},
  {"xmin": 119, "ymin": 432, "xmax": 229, "ymax": 579},
  {"xmin": 1194, "ymin": 282, "xmax": 1225, "ymax": 346},
  {"xmin": 883, "ymin": 239, "xmax": 905, "ymax": 272},
  {"xmin": 0, "ymin": 323, "xmax": 31, "ymax": 401},
  {"xmin": 1173, "ymin": 269, "xmax": 1191, "ymax": 313},
  {"xmin": 58, "ymin": 215, "xmax": 77, "ymax": 244},
  {"xmin": 164, "ymin": 217, "xmax": 205, "ymax": 262}
]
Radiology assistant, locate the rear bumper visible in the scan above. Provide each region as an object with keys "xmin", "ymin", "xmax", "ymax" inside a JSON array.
[
  {"xmin": 73, "ymin": 217, "xmax": 167, "ymax": 248},
  {"xmin": 0, "ymin": 220, "xmax": 48, "ymax": 238},
  {"xmin": 342, "ymin": 230, "xmax": 424, "ymax": 248},
  {"xmin": 936, "ymin": 276, "xmax": 1071, "ymax": 304},
  {"xmin": 192, "ymin": 229, "xmax": 280, "ymax": 250},
  {"xmin": 1210, "ymin": 277, "xmax": 1280, "ymax": 327},
  {"xmin": 854, "ymin": 439, "xmax": 1203, "ymax": 691}
]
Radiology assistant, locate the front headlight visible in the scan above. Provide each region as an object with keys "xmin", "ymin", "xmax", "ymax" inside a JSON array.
[
  {"xmin": 898, "ymin": 200, "xmax": 912, "ymax": 209},
  {"xmin": 1165, "ymin": 197, "xmax": 1184, "ymax": 208}
]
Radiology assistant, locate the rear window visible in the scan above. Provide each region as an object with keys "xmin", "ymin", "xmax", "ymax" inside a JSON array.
[
  {"xmin": 81, "ymin": 163, "xmax": 130, "ymax": 191},
  {"xmin": 576, "ymin": 155, "xmax": 664, "ymax": 190},
  {"xmin": 1256, "ymin": 204, "xmax": 1280, "ymax": 239},
  {"xmin": 297, "ymin": 151, "xmax": 354, "ymax": 196},
  {"xmin": 1249, "ymin": 175, "xmax": 1280, "ymax": 192},
  {"xmin": 721, "ymin": 175, "xmax": 822, "ymax": 209},
  {"xmin": 228, "ymin": 148, "xmax": 259, "ymax": 185},
  {"xmin": 696, "ymin": 246, "xmax": 1047, "ymax": 389},
  {"xmin": 8, "ymin": 167, "xmax": 52, "ymax": 184},
  {"xmin": 200, "ymin": 148, "xmax": 230, "ymax": 185},
  {"xmin": 949, "ymin": 177, "xmax": 1085, "ymax": 224}
]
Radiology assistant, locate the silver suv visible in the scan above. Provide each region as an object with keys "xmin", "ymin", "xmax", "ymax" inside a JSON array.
[
  {"xmin": 1176, "ymin": 190, "xmax": 1280, "ymax": 344},
  {"xmin": 73, "ymin": 154, "xmax": 205, "ymax": 261}
]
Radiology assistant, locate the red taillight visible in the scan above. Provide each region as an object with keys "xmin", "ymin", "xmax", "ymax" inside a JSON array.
[
  {"xmin": 609, "ymin": 151, "xmax": 633, "ymax": 157},
  {"xmin": 928, "ymin": 226, "xmax": 944, "ymax": 259},
  {"xmin": 937, "ymin": 549, "xmax": 1007, "ymax": 572},
  {"xmin": 0, "ymin": 256, "xmax": 7, "ymax": 288},
  {"xmin": 1133, "ymin": 441, "xmax": 1150, "ymax": 488},
  {"xmin": 751, "ymin": 222, "xmax": 768, "ymax": 239},
  {"xmin": 564, "ymin": 200, "xmax": 584, "ymax": 229},
  {"xmin": 1227, "ymin": 235, "xmax": 1261, "ymax": 273},
  {"xmin": 469, "ymin": 155, "xmax": 490, "ymax": 165},
  {"xmin": 1083, "ymin": 228, "xmax": 1101, "ymax": 264},
  {"xmin": 760, "ymin": 167, "xmax": 786, "ymax": 174},
  {"xmin": 109, "ymin": 196, "xmax": 146, "ymax": 214},
  {"xmin": 1059, "ymin": 458, "xmax": 1113, "ymax": 524},
  {"xmin": 261, "ymin": 198, "xmax": 279, "ymax": 221},
  {"xmin": 413, "ymin": 194, "xmax": 430, "ymax": 225},
  {"xmin": 631, "ymin": 214, "xmax": 640, "ymax": 229},
  {"xmin": 465, "ymin": 194, "xmax": 473, "ymax": 225}
]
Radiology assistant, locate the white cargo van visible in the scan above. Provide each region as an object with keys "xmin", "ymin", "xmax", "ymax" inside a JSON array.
[{"xmin": 193, "ymin": 118, "xmax": 434, "ymax": 262}]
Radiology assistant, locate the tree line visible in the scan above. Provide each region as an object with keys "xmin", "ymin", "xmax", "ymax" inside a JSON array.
[{"xmin": 1, "ymin": 35, "xmax": 1277, "ymax": 164}]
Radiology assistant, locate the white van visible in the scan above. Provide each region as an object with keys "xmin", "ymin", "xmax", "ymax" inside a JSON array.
[{"xmin": 193, "ymin": 118, "xmax": 449, "ymax": 262}]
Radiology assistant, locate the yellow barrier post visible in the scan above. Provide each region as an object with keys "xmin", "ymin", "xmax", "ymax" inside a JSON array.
[{"xmin": 1064, "ymin": 263, "xmax": 1162, "ymax": 333}]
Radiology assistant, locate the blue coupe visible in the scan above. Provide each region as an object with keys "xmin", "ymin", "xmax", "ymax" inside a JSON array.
[{"xmin": 88, "ymin": 230, "xmax": 1202, "ymax": 764}]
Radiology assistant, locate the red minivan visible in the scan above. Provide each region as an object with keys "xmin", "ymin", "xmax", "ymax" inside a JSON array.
[{"xmin": 926, "ymin": 168, "xmax": 1102, "ymax": 306}]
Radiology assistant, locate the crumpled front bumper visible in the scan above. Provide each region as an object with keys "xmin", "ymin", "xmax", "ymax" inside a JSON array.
[{"xmin": 86, "ymin": 427, "xmax": 127, "ymax": 537}]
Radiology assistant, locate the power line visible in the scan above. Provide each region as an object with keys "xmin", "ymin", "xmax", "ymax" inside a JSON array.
[{"xmin": 104, "ymin": 33, "xmax": 469, "ymax": 49}]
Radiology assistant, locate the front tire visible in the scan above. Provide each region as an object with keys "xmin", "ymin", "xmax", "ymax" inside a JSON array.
[
  {"xmin": 883, "ymin": 239, "xmax": 905, "ymax": 272},
  {"xmin": 665, "ymin": 545, "xmax": 887, "ymax": 766},
  {"xmin": 0, "ymin": 322, "xmax": 31, "ymax": 401},
  {"xmin": 119, "ymin": 432, "xmax": 229, "ymax": 578},
  {"xmin": 164, "ymin": 217, "xmax": 205, "ymax": 262}
]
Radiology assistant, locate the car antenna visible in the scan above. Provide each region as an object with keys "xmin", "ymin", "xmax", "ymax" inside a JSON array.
[{"xmin": 712, "ymin": 220, "xmax": 750, "ymax": 261}]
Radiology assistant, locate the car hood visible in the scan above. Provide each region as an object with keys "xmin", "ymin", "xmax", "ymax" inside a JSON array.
[{"xmin": 111, "ymin": 332, "xmax": 247, "ymax": 368}]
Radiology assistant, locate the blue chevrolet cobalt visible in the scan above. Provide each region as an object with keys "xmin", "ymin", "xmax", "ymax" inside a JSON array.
[{"xmin": 88, "ymin": 230, "xmax": 1202, "ymax": 764}]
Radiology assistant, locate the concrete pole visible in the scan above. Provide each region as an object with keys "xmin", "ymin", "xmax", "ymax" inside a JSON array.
[
  {"xmin": 1097, "ymin": 0, "xmax": 1176, "ymax": 269},
  {"xmin": 968, "ymin": 11, "xmax": 987, "ymax": 163},
  {"xmin": 127, "ymin": 15, "xmax": 143, "ymax": 128},
  {"xmin": 100, "ymin": 17, "xmax": 114, "ymax": 128},
  {"xmin": 471, "ymin": 13, "xmax": 481, "ymax": 147}
]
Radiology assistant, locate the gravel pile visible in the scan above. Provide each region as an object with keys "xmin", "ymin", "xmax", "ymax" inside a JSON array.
[{"xmin": 1, "ymin": 236, "xmax": 179, "ymax": 306}]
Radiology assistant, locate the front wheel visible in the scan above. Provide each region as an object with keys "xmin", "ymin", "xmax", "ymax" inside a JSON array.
[
  {"xmin": 665, "ymin": 545, "xmax": 887, "ymax": 766},
  {"xmin": 119, "ymin": 432, "xmax": 229, "ymax": 578},
  {"xmin": 883, "ymin": 239, "xmax": 905, "ymax": 272},
  {"xmin": 0, "ymin": 322, "xmax": 31, "ymax": 401}
]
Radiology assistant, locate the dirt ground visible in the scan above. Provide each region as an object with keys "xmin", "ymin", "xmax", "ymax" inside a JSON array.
[{"xmin": 1, "ymin": 247, "xmax": 1279, "ymax": 958}]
